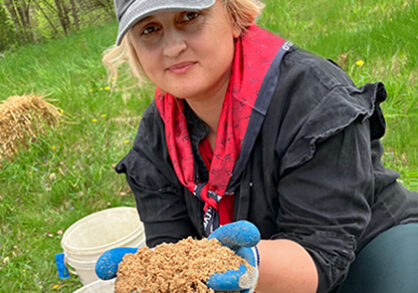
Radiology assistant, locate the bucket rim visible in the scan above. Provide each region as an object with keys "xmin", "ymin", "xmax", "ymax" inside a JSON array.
[
  {"xmin": 66, "ymin": 240, "xmax": 145, "ymax": 267},
  {"xmin": 61, "ymin": 207, "xmax": 143, "ymax": 253},
  {"xmin": 64, "ymin": 237, "xmax": 146, "ymax": 259},
  {"xmin": 62, "ymin": 228, "xmax": 144, "ymax": 254},
  {"xmin": 74, "ymin": 278, "xmax": 116, "ymax": 293}
]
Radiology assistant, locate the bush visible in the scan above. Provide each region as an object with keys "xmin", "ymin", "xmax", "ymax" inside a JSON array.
[{"xmin": 0, "ymin": 4, "xmax": 18, "ymax": 52}]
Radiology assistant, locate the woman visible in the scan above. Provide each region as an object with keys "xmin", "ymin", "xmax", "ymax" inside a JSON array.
[{"xmin": 100, "ymin": 0, "xmax": 418, "ymax": 292}]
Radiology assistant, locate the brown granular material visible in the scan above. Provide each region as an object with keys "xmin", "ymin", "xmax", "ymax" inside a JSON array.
[{"xmin": 115, "ymin": 237, "xmax": 246, "ymax": 293}]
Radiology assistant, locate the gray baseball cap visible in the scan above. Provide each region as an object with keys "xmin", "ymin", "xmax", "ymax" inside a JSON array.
[{"xmin": 114, "ymin": 0, "xmax": 216, "ymax": 45}]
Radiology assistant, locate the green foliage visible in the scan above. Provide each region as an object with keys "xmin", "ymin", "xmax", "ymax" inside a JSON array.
[
  {"xmin": 0, "ymin": 1, "xmax": 416, "ymax": 291},
  {"xmin": 1, "ymin": 0, "xmax": 115, "ymax": 50},
  {"xmin": 0, "ymin": 4, "xmax": 18, "ymax": 51},
  {"xmin": 31, "ymin": 1, "xmax": 57, "ymax": 40}
]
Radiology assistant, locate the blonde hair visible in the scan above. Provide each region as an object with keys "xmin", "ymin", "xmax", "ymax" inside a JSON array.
[{"xmin": 103, "ymin": 0, "xmax": 265, "ymax": 86}]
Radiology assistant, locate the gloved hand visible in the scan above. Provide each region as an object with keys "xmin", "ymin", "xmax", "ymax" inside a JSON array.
[
  {"xmin": 95, "ymin": 247, "xmax": 137, "ymax": 280},
  {"xmin": 207, "ymin": 220, "xmax": 261, "ymax": 293},
  {"xmin": 94, "ymin": 221, "xmax": 261, "ymax": 292}
]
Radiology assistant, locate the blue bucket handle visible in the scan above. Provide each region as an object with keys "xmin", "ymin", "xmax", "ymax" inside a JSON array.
[{"xmin": 55, "ymin": 253, "xmax": 70, "ymax": 279}]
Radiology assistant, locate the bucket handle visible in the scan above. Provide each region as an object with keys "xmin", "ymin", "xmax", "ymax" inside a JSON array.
[
  {"xmin": 55, "ymin": 253, "xmax": 70, "ymax": 279},
  {"xmin": 63, "ymin": 254, "xmax": 78, "ymax": 276}
]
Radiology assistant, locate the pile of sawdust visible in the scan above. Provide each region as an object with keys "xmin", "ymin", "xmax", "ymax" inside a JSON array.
[
  {"xmin": 0, "ymin": 94, "xmax": 62, "ymax": 164},
  {"xmin": 115, "ymin": 237, "xmax": 246, "ymax": 293}
]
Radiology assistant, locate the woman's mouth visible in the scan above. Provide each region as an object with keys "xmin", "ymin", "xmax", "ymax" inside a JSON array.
[{"xmin": 167, "ymin": 62, "xmax": 196, "ymax": 74}]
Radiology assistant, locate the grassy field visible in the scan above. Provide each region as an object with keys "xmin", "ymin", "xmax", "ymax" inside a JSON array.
[{"xmin": 0, "ymin": 0, "xmax": 416, "ymax": 291}]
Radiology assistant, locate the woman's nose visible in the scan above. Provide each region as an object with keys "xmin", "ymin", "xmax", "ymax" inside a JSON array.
[{"xmin": 162, "ymin": 30, "xmax": 187, "ymax": 58}]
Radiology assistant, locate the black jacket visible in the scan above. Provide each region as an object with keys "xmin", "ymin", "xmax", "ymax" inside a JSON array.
[{"xmin": 116, "ymin": 47, "xmax": 418, "ymax": 292}]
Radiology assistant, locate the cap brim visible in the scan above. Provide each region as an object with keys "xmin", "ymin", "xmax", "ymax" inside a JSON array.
[{"xmin": 116, "ymin": 0, "xmax": 216, "ymax": 45}]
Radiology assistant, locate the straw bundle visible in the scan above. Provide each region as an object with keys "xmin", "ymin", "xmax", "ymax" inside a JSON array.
[{"xmin": 0, "ymin": 94, "xmax": 62, "ymax": 164}]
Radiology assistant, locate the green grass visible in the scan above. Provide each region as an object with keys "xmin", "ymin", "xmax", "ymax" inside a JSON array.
[{"xmin": 0, "ymin": 0, "xmax": 417, "ymax": 291}]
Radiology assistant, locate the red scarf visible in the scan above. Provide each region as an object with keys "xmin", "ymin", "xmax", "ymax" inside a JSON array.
[{"xmin": 155, "ymin": 25, "xmax": 285, "ymax": 234}]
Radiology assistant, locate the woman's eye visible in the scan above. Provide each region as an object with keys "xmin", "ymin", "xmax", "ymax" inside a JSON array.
[
  {"xmin": 182, "ymin": 11, "xmax": 200, "ymax": 22},
  {"xmin": 142, "ymin": 26, "xmax": 158, "ymax": 35}
]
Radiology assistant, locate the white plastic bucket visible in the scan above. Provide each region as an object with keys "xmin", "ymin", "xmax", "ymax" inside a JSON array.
[
  {"xmin": 61, "ymin": 207, "xmax": 146, "ymax": 285},
  {"xmin": 74, "ymin": 279, "xmax": 115, "ymax": 293}
]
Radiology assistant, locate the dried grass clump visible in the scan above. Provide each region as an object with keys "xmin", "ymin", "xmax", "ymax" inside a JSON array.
[
  {"xmin": 0, "ymin": 94, "xmax": 62, "ymax": 163},
  {"xmin": 115, "ymin": 237, "xmax": 246, "ymax": 293}
]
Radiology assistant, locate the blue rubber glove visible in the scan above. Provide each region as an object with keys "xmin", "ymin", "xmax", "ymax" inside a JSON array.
[
  {"xmin": 207, "ymin": 220, "xmax": 261, "ymax": 293},
  {"xmin": 95, "ymin": 247, "xmax": 137, "ymax": 280}
]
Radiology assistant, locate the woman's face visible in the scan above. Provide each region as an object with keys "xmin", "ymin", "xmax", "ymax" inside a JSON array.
[{"xmin": 129, "ymin": 0, "xmax": 240, "ymax": 101}]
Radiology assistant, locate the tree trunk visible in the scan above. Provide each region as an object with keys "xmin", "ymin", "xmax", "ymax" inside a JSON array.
[
  {"xmin": 21, "ymin": 0, "xmax": 35, "ymax": 42},
  {"xmin": 4, "ymin": 0, "xmax": 25, "ymax": 43},
  {"xmin": 32, "ymin": 0, "xmax": 59, "ymax": 35},
  {"xmin": 68, "ymin": 0, "xmax": 79, "ymax": 30},
  {"xmin": 4, "ymin": 0, "xmax": 34, "ymax": 43},
  {"xmin": 54, "ymin": 0, "xmax": 70, "ymax": 34}
]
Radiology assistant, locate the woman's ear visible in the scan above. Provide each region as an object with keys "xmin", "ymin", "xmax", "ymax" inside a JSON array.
[{"xmin": 232, "ymin": 24, "xmax": 241, "ymax": 38}]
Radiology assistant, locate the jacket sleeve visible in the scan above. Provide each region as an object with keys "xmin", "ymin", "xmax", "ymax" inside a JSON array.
[
  {"xmin": 273, "ymin": 120, "xmax": 374, "ymax": 292},
  {"xmin": 270, "ymin": 50, "xmax": 388, "ymax": 292},
  {"xmin": 115, "ymin": 103, "xmax": 198, "ymax": 247}
]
